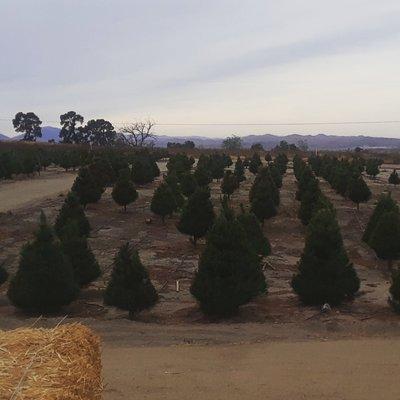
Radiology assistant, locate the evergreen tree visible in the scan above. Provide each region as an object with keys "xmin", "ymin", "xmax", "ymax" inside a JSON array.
[
  {"xmin": 190, "ymin": 210, "xmax": 267, "ymax": 317},
  {"xmin": 366, "ymin": 159, "xmax": 380, "ymax": 178},
  {"xmin": 71, "ymin": 166, "xmax": 104, "ymax": 208},
  {"xmin": 369, "ymin": 211, "xmax": 400, "ymax": 269},
  {"xmin": 104, "ymin": 243, "xmax": 158, "ymax": 318},
  {"xmin": 59, "ymin": 222, "xmax": 101, "ymax": 286},
  {"xmin": 249, "ymin": 153, "xmax": 262, "ymax": 175},
  {"xmin": 8, "ymin": 212, "xmax": 78, "ymax": 313},
  {"xmin": 88, "ymin": 157, "xmax": 116, "ymax": 187},
  {"xmin": 389, "ymin": 169, "xmax": 400, "ymax": 185},
  {"xmin": 292, "ymin": 209, "xmax": 360, "ymax": 306},
  {"xmin": 209, "ymin": 154, "xmax": 225, "ymax": 180},
  {"xmin": 194, "ymin": 164, "xmax": 212, "ymax": 186},
  {"xmin": 177, "ymin": 186, "xmax": 215, "ymax": 245},
  {"xmin": 234, "ymin": 157, "xmax": 246, "ymax": 182},
  {"xmin": 237, "ymin": 207, "xmax": 271, "ymax": 256},
  {"xmin": 264, "ymin": 153, "xmax": 272, "ymax": 164},
  {"xmin": 363, "ymin": 193, "xmax": 399, "ymax": 244},
  {"xmin": 131, "ymin": 158, "xmax": 155, "ymax": 184},
  {"xmin": 347, "ymin": 176, "xmax": 371, "ymax": 210},
  {"xmin": 150, "ymin": 182, "xmax": 177, "ymax": 222},
  {"xmin": 179, "ymin": 172, "xmax": 198, "ymax": 197},
  {"xmin": 275, "ymin": 153, "xmax": 289, "ymax": 174},
  {"xmin": 112, "ymin": 168, "xmax": 138, "ymax": 211},
  {"xmin": 268, "ymin": 163, "xmax": 283, "ymax": 189},
  {"xmin": 165, "ymin": 172, "xmax": 185, "ymax": 209},
  {"xmin": 221, "ymin": 170, "xmax": 239, "ymax": 198},
  {"xmin": 54, "ymin": 191, "xmax": 90, "ymax": 237}
]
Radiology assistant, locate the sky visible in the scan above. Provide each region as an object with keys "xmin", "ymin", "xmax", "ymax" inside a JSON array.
[{"xmin": 1, "ymin": 0, "xmax": 400, "ymax": 138}]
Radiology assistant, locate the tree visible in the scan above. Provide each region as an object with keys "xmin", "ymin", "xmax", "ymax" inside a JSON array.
[
  {"xmin": 249, "ymin": 153, "xmax": 262, "ymax": 175},
  {"xmin": 104, "ymin": 243, "xmax": 158, "ymax": 318},
  {"xmin": 79, "ymin": 119, "xmax": 116, "ymax": 146},
  {"xmin": 251, "ymin": 143, "xmax": 264, "ymax": 151},
  {"xmin": 7, "ymin": 212, "xmax": 78, "ymax": 313},
  {"xmin": 13, "ymin": 112, "xmax": 42, "ymax": 141},
  {"xmin": 165, "ymin": 172, "xmax": 185, "ymax": 209},
  {"xmin": 389, "ymin": 169, "xmax": 400, "ymax": 185},
  {"xmin": 275, "ymin": 153, "xmax": 289, "ymax": 174},
  {"xmin": 71, "ymin": 166, "xmax": 104, "ymax": 208},
  {"xmin": 59, "ymin": 111, "xmax": 84, "ymax": 144},
  {"xmin": 150, "ymin": 182, "xmax": 177, "ymax": 222},
  {"xmin": 179, "ymin": 172, "xmax": 198, "ymax": 197},
  {"xmin": 347, "ymin": 176, "xmax": 371, "ymax": 210},
  {"xmin": 264, "ymin": 153, "xmax": 272, "ymax": 164},
  {"xmin": 370, "ymin": 211, "xmax": 400, "ymax": 269},
  {"xmin": 363, "ymin": 193, "xmax": 399, "ymax": 244},
  {"xmin": 292, "ymin": 209, "xmax": 359, "ymax": 306},
  {"xmin": 177, "ymin": 187, "xmax": 215, "ymax": 245},
  {"xmin": 366, "ymin": 159, "xmax": 380, "ymax": 178},
  {"xmin": 131, "ymin": 158, "xmax": 156, "ymax": 185},
  {"xmin": 190, "ymin": 210, "xmax": 266, "ymax": 317},
  {"xmin": 54, "ymin": 191, "xmax": 90, "ymax": 237},
  {"xmin": 268, "ymin": 163, "xmax": 283, "ymax": 189},
  {"xmin": 194, "ymin": 165, "xmax": 212, "ymax": 186},
  {"xmin": 222, "ymin": 135, "xmax": 242, "ymax": 150},
  {"xmin": 221, "ymin": 170, "xmax": 239, "ymax": 198},
  {"xmin": 112, "ymin": 168, "xmax": 138, "ymax": 211},
  {"xmin": 234, "ymin": 157, "xmax": 246, "ymax": 182},
  {"xmin": 118, "ymin": 120, "xmax": 155, "ymax": 147},
  {"xmin": 237, "ymin": 207, "xmax": 271, "ymax": 256},
  {"xmin": 88, "ymin": 157, "xmax": 117, "ymax": 187},
  {"xmin": 59, "ymin": 222, "xmax": 101, "ymax": 286}
]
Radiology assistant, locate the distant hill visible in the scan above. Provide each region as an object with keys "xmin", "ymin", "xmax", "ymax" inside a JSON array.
[{"xmin": 2, "ymin": 126, "xmax": 400, "ymax": 149}]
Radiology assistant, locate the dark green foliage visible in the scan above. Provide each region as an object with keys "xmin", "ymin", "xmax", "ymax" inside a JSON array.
[
  {"xmin": 59, "ymin": 222, "xmax": 101, "ymax": 286},
  {"xmin": 194, "ymin": 164, "xmax": 212, "ymax": 186},
  {"xmin": 209, "ymin": 154, "xmax": 225, "ymax": 180},
  {"xmin": 79, "ymin": 118, "xmax": 116, "ymax": 146},
  {"xmin": 389, "ymin": 169, "xmax": 400, "ymax": 185},
  {"xmin": 237, "ymin": 207, "xmax": 271, "ymax": 256},
  {"xmin": 104, "ymin": 243, "xmax": 158, "ymax": 316},
  {"xmin": 54, "ymin": 191, "xmax": 90, "ymax": 237},
  {"xmin": 221, "ymin": 170, "xmax": 239, "ymax": 198},
  {"xmin": 71, "ymin": 166, "xmax": 104, "ymax": 208},
  {"xmin": 347, "ymin": 176, "xmax": 371, "ymax": 210},
  {"xmin": 131, "ymin": 158, "xmax": 156, "ymax": 185},
  {"xmin": 8, "ymin": 212, "xmax": 78, "ymax": 313},
  {"xmin": 13, "ymin": 112, "xmax": 42, "ymax": 141},
  {"xmin": 112, "ymin": 168, "xmax": 138, "ymax": 211},
  {"xmin": 151, "ymin": 182, "xmax": 177, "ymax": 222},
  {"xmin": 89, "ymin": 157, "xmax": 117, "ymax": 187},
  {"xmin": 366, "ymin": 158, "xmax": 380, "ymax": 178},
  {"xmin": 249, "ymin": 153, "xmax": 262, "ymax": 175},
  {"xmin": 292, "ymin": 209, "xmax": 360, "ymax": 306},
  {"xmin": 0, "ymin": 262, "xmax": 8, "ymax": 286},
  {"xmin": 165, "ymin": 172, "xmax": 185, "ymax": 209},
  {"xmin": 296, "ymin": 166, "xmax": 316, "ymax": 201},
  {"xmin": 166, "ymin": 153, "xmax": 194, "ymax": 176},
  {"xmin": 275, "ymin": 153, "xmax": 289, "ymax": 175},
  {"xmin": 59, "ymin": 111, "xmax": 84, "ymax": 144},
  {"xmin": 177, "ymin": 186, "xmax": 215, "ymax": 244},
  {"xmin": 179, "ymin": 172, "xmax": 198, "ymax": 197},
  {"xmin": 264, "ymin": 153, "xmax": 272, "ymax": 163},
  {"xmin": 234, "ymin": 157, "xmax": 246, "ymax": 182},
  {"xmin": 370, "ymin": 211, "xmax": 400, "ymax": 268},
  {"xmin": 308, "ymin": 154, "xmax": 322, "ymax": 176},
  {"xmin": 190, "ymin": 210, "xmax": 267, "ymax": 317},
  {"xmin": 222, "ymin": 153, "xmax": 233, "ymax": 167},
  {"xmin": 268, "ymin": 163, "xmax": 283, "ymax": 188},
  {"xmin": 363, "ymin": 193, "xmax": 399, "ymax": 244}
]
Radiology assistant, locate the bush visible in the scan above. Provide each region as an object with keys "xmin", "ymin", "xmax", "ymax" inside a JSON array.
[
  {"xmin": 104, "ymin": 243, "xmax": 158, "ymax": 317},
  {"xmin": 151, "ymin": 182, "xmax": 177, "ymax": 222},
  {"xmin": 8, "ymin": 212, "xmax": 78, "ymax": 313},
  {"xmin": 71, "ymin": 167, "xmax": 104, "ymax": 208},
  {"xmin": 112, "ymin": 168, "xmax": 138, "ymax": 211}
]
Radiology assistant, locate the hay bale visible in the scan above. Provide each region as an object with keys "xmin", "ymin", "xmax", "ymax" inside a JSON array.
[{"xmin": 0, "ymin": 323, "xmax": 102, "ymax": 400}]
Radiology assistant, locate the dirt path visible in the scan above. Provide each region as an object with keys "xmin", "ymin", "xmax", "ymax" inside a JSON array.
[
  {"xmin": 0, "ymin": 169, "xmax": 76, "ymax": 212},
  {"xmin": 103, "ymin": 338, "xmax": 400, "ymax": 400}
]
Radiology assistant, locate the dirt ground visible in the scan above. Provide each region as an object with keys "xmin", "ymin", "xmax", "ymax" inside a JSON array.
[{"xmin": 1, "ymin": 160, "xmax": 400, "ymax": 399}]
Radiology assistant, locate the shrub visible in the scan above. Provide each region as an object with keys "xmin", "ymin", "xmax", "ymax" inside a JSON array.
[
  {"xmin": 151, "ymin": 182, "xmax": 177, "ymax": 222},
  {"xmin": 112, "ymin": 168, "xmax": 138, "ymax": 211},
  {"xmin": 71, "ymin": 167, "xmax": 104, "ymax": 208}
]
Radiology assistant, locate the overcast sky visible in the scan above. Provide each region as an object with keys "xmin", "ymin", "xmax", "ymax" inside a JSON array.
[{"xmin": 1, "ymin": 0, "xmax": 400, "ymax": 138}]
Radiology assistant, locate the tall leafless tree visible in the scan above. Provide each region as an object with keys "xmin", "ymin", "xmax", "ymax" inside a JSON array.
[{"xmin": 118, "ymin": 120, "xmax": 156, "ymax": 147}]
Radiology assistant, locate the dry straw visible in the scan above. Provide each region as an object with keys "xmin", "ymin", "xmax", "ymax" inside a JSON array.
[{"xmin": 0, "ymin": 323, "xmax": 102, "ymax": 400}]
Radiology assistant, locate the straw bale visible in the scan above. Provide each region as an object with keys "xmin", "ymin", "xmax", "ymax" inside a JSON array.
[{"xmin": 0, "ymin": 323, "xmax": 102, "ymax": 400}]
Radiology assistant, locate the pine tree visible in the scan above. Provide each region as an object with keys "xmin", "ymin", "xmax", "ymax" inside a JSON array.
[
  {"xmin": 366, "ymin": 159, "xmax": 380, "ymax": 178},
  {"xmin": 249, "ymin": 153, "xmax": 262, "ymax": 175},
  {"xmin": 275, "ymin": 153, "xmax": 289, "ymax": 174},
  {"xmin": 59, "ymin": 222, "xmax": 101, "ymax": 286},
  {"xmin": 369, "ymin": 211, "xmax": 400, "ymax": 269},
  {"xmin": 71, "ymin": 166, "xmax": 104, "ymax": 208},
  {"xmin": 292, "ymin": 209, "xmax": 360, "ymax": 306},
  {"xmin": 54, "ymin": 191, "xmax": 90, "ymax": 237},
  {"xmin": 298, "ymin": 180, "xmax": 322, "ymax": 225},
  {"xmin": 111, "ymin": 168, "xmax": 138, "ymax": 212},
  {"xmin": 88, "ymin": 157, "xmax": 116, "ymax": 187},
  {"xmin": 165, "ymin": 172, "xmax": 185, "ymax": 209},
  {"xmin": 237, "ymin": 207, "xmax": 271, "ymax": 256},
  {"xmin": 104, "ymin": 243, "xmax": 158, "ymax": 318},
  {"xmin": 363, "ymin": 193, "xmax": 399, "ymax": 244},
  {"xmin": 347, "ymin": 176, "xmax": 371, "ymax": 210},
  {"xmin": 131, "ymin": 158, "xmax": 155, "ymax": 185},
  {"xmin": 268, "ymin": 163, "xmax": 283, "ymax": 189},
  {"xmin": 8, "ymin": 212, "xmax": 78, "ymax": 313},
  {"xmin": 150, "ymin": 182, "xmax": 177, "ymax": 222},
  {"xmin": 221, "ymin": 170, "xmax": 239, "ymax": 198},
  {"xmin": 194, "ymin": 165, "xmax": 212, "ymax": 186},
  {"xmin": 234, "ymin": 157, "xmax": 246, "ymax": 182},
  {"xmin": 190, "ymin": 210, "xmax": 267, "ymax": 317},
  {"xmin": 389, "ymin": 169, "xmax": 400, "ymax": 185},
  {"xmin": 179, "ymin": 172, "xmax": 198, "ymax": 197},
  {"xmin": 177, "ymin": 186, "xmax": 215, "ymax": 245}
]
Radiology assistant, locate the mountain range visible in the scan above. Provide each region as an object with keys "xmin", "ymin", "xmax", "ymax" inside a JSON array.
[{"xmin": 1, "ymin": 126, "xmax": 400, "ymax": 150}]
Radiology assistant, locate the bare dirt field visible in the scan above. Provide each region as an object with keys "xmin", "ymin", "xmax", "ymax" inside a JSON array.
[{"xmin": 1, "ymin": 161, "xmax": 400, "ymax": 399}]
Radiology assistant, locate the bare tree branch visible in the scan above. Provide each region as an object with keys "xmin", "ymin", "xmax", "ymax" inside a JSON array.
[{"xmin": 118, "ymin": 120, "xmax": 156, "ymax": 147}]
